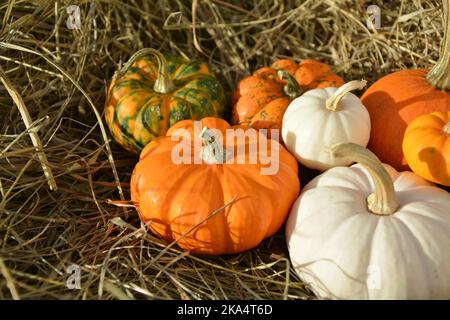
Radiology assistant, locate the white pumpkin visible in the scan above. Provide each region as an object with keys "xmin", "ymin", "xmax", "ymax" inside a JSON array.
[
  {"xmin": 282, "ymin": 80, "xmax": 371, "ymax": 171},
  {"xmin": 286, "ymin": 143, "xmax": 450, "ymax": 300}
]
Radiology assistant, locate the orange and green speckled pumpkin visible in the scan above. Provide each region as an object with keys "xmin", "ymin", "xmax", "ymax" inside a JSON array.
[
  {"xmin": 231, "ymin": 59, "xmax": 344, "ymax": 130},
  {"xmin": 105, "ymin": 49, "xmax": 226, "ymax": 153}
]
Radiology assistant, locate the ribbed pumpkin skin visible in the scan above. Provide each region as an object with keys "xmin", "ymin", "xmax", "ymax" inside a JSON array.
[
  {"xmin": 361, "ymin": 69, "xmax": 450, "ymax": 171},
  {"xmin": 105, "ymin": 55, "xmax": 226, "ymax": 153},
  {"xmin": 130, "ymin": 117, "xmax": 300, "ymax": 255},
  {"xmin": 231, "ymin": 59, "xmax": 344, "ymax": 130},
  {"xmin": 403, "ymin": 111, "xmax": 450, "ymax": 186},
  {"xmin": 291, "ymin": 59, "xmax": 344, "ymax": 90}
]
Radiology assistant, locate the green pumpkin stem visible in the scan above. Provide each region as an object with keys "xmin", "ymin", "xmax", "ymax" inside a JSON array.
[
  {"xmin": 426, "ymin": 0, "xmax": 450, "ymax": 91},
  {"xmin": 330, "ymin": 143, "xmax": 399, "ymax": 216},
  {"xmin": 277, "ymin": 70, "xmax": 304, "ymax": 99},
  {"xmin": 200, "ymin": 127, "xmax": 227, "ymax": 164},
  {"xmin": 325, "ymin": 80, "xmax": 367, "ymax": 111},
  {"xmin": 114, "ymin": 48, "xmax": 175, "ymax": 94}
]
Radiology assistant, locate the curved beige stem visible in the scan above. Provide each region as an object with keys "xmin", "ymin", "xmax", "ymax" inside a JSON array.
[
  {"xmin": 325, "ymin": 80, "xmax": 367, "ymax": 111},
  {"xmin": 427, "ymin": 0, "xmax": 450, "ymax": 90},
  {"xmin": 330, "ymin": 143, "xmax": 399, "ymax": 215},
  {"xmin": 114, "ymin": 48, "xmax": 175, "ymax": 93},
  {"xmin": 200, "ymin": 127, "xmax": 227, "ymax": 164}
]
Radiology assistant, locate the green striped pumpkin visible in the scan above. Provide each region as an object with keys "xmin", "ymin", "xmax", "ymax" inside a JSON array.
[{"xmin": 105, "ymin": 49, "xmax": 226, "ymax": 153}]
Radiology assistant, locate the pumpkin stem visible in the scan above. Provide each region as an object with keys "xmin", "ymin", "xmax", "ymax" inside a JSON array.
[
  {"xmin": 200, "ymin": 126, "xmax": 228, "ymax": 164},
  {"xmin": 114, "ymin": 48, "xmax": 175, "ymax": 94},
  {"xmin": 444, "ymin": 121, "xmax": 450, "ymax": 135},
  {"xmin": 426, "ymin": 0, "xmax": 450, "ymax": 91},
  {"xmin": 325, "ymin": 80, "xmax": 367, "ymax": 111},
  {"xmin": 330, "ymin": 143, "xmax": 399, "ymax": 216},
  {"xmin": 277, "ymin": 70, "xmax": 304, "ymax": 99}
]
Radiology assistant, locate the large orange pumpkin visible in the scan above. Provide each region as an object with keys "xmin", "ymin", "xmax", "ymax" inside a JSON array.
[
  {"xmin": 361, "ymin": 1, "xmax": 450, "ymax": 171},
  {"xmin": 130, "ymin": 117, "xmax": 300, "ymax": 255},
  {"xmin": 403, "ymin": 111, "xmax": 450, "ymax": 186},
  {"xmin": 231, "ymin": 59, "xmax": 344, "ymax": 130}
]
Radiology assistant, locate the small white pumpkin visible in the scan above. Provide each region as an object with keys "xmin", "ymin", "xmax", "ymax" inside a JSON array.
[
  {"xmin": 282, "ymin": 80, "xmax": 371, "ymax": 171},
  {"xmin": 286, "ymin": 143, "xmax": 450, "ymax": 300}
]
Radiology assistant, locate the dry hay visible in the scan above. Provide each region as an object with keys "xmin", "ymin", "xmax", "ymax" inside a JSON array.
[{"xmin": 0, "ymin": 0, "xmax": 445, "ymax": 299}]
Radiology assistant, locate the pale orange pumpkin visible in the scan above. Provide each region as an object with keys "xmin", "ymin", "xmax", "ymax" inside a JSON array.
[
  {"xmin": 130, "ymin": 117, "xmax": 300, "ymax": 255},
  {"xmin": 361, "ymin": 0, "xmax": 450, "ymax": 171},
  {"xmin": 403, "ymin": 111, "xmax": 450, "ymax": 186}
]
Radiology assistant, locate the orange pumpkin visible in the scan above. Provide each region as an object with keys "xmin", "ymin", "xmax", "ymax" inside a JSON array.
[
  {"xmin": 403, "ymin": 111, "xmax": 450, "ymax": 186},
  {"xmin": 130, "ymin": 117, "xmax": 300, "ymax": 255},
  {"xmin": 361, "ymin": 1, "xmax": 450, "ymax": 171},
  {"xmin": 231, "ymin": 59, "xmax": 344, "ymax": 130}
]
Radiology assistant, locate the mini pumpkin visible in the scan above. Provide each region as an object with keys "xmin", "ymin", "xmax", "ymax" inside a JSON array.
[
  {"xmin": 361, "ymin": 1, "xmax": 450, "ymax": 170},
  {"xmin": 286, "ymin": 143, "xmax": 450, "ymax": 299},
  {"xmin": 282, "ymin": 80, "xmax": 371, "ymax": 171},
  {"xmin": 403, "ymin": 111, "xmax": 450, "ymax": 186},
  {"xmin": 130, "ymin": 117, "xmax": 300, "ymax": 255},
  {"xmin": 231, "ymin": 59, "xmax": 344, "ymax": 130},
  {"xmin": 105, "ymin": 49, "xmax": 226, "ymax": 153}
]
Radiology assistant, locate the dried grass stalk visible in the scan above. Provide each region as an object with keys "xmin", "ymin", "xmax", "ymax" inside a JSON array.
[
  {"xmin": 0, "ymin": 0, "xmax": 447, "ymax": 300},
  {"xmin": 0, "ymin": 66, "xmax": 57, "ymax": 191}
]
